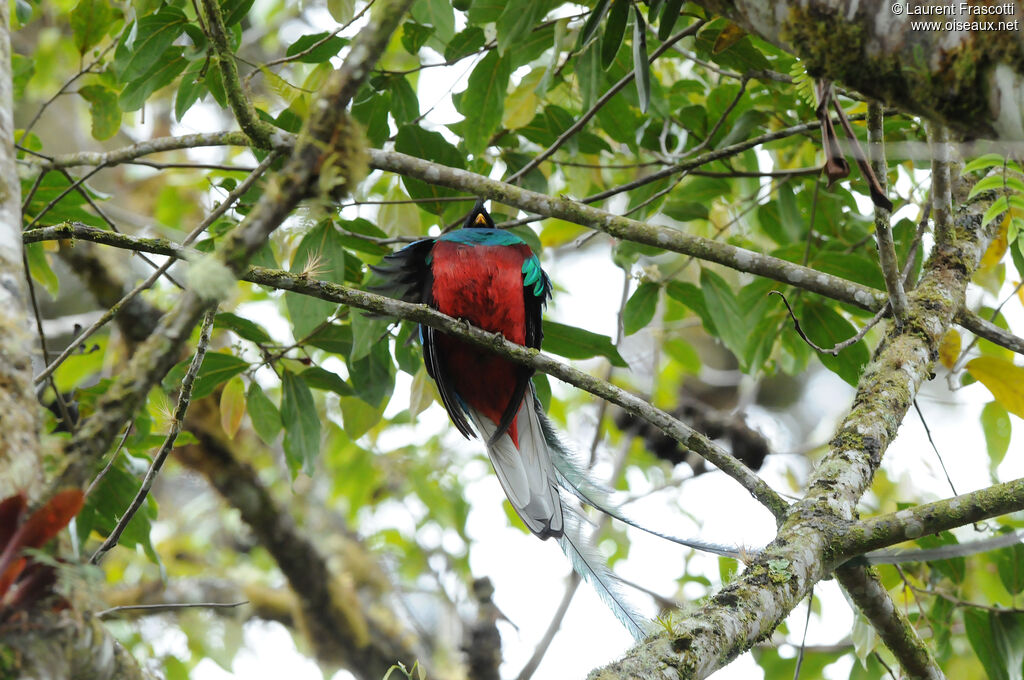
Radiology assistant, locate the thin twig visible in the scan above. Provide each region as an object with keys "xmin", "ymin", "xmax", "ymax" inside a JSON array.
[
  {"xmin": 866, "ymin": 100, "xmax": 908, "ymax": 321},
  {"xmin": 97, "ymin": 600, "xmax": 248, "ymax": 618},
  {"xmin": 793, "ymin": 587, "xmax": 814, "ymax": 680},
  {"xmin": 770, "ymin": 290, "xmax": 886, "ymax": 355},
  {"xmin": 86, "ymin": 423, "xmax": 133, "ymax": 497},
  {"xmin": 912, "ymin": 400, "xmax": 958, "ymax": 497},
  {"xmin": 90, "ymin": 308, "xmax": 217, "ymax": 565},
  {"xmin": 928, "ymin": 122, "xmax": 954, "ymax": 245},
  {"xmin": 514, "ymin": 574, "xmax": 580, "ymax": 680},
  {"xmin": 505, "ymin": 23, "xmax": 703, "ymax": 185},
  {"xmin": 33, "ymin": 151, "xmax": 280, "ymax": 386}
]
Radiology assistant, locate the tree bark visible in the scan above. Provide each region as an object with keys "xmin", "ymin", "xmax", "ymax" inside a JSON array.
[
  {"xmin": 0, "ymin": 0, "xmax": 42, "ymax": 500},
  {"xmin": 695, "ymin": 0, "xmax": 1024, "ymax": 140}
]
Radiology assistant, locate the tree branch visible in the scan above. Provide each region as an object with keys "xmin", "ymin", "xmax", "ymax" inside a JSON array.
[
  {"xmin": 0, "ymin": 0, "xmax": 42, "ymax": 500},
  {"xmin": 590, "ymin": 173, "xmax": 995, "ymax": 679},
  {"xmin": 199, "ymin": 0, "xmax": 278, "ymax": 148},
  {"xmin": 175, "ymin": 398, "xmax": 429, "ymax": 679},
  {"xmin": 835, "ymin": 566, "xmax": 945, "ymax": 680},
  {"xmin": 690, "ymin": 0, "xmax": 1024, "ymax": 139},
  {"xmin": 841, "ymin": 476, "xmax": 1024, "ymax": 560},
  {"xmin": 867, "ymin": 100, "xmax": 908, "ymax": 321}
]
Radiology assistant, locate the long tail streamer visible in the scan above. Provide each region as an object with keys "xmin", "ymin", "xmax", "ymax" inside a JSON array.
[
  {"xmin": 557, "ymin": 506, "xmax": 648, "ymax": 641},
  {"xmin": 534, "ymin": 397, "xmax": 746, "ymax": 560}
]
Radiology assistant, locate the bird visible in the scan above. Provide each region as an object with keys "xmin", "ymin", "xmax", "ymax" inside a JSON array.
[
  {"xmin": 370, "ymin": 201, "xmax": 760, "ymax": 637},
  {"xmin": 370, "ymin": 200, "xmax": 648, "ymax": 637}
]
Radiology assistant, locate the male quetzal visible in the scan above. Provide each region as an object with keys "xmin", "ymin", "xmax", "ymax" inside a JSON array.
[
  {"xmin": 371, "ymin": 201, "xmax": 648, "ymax": 638},
  {"xmin": 372, "ymin": 202, "xmax": 563, "ymax": 537}
]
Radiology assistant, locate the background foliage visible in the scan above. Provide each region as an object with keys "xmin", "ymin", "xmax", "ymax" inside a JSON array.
[{"xmin": 9, "ymin": 0, "xmax": 1024, "ymax": 678}]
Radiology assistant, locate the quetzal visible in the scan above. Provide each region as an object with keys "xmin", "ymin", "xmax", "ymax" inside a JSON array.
[
  {"xmin": 371, "ymin": 201, "xmax": 647, "ymax": 638},
  {"xmin": 371, "ymin": 202, "xmax": 756, "ymax": 638},
  {"xmin": 371, "ymin": 202, "xmax": 562, "ymax": 537}
]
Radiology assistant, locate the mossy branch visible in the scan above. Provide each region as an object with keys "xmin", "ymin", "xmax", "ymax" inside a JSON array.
[
  {"xmin": 20, "ymin": 135, "xmax": 1024, "ymax": 358},
  {"xmin": 591, "ymin": 175, "xmax": 996, "ymax": 679},
  {"xmin": 199, "ymin": 0, "xmax": 278, "ymax": 149},
  {"xmin": 834, "ymin": 566, "xmax": 944, "ymax": 680},
  {"xmin": 691, "ymin": 0, "xmax": 1024, "ymax": 140}
]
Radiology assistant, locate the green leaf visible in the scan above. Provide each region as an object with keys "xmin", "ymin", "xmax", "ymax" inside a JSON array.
[
  {"xmin": 601, "ymin": 0, "xmax": 629, "ymax": 69},
  {"xmin": 350, "ymin": 310, "xmax": 392, "ymax": 363},
  {"xmin": 300, "ymin": 366, "xmax": 353, "ymax": 396},
  {"xmin": 349, "ymin": 341, "xmax": 395, "ymax": 407},
  {"xmin": 964, "ymin": 153, "xmax": 1008, "ymax": 174},
  {"xmin": 401, "ymin": 21, "xmax": 434, "ymax": 54},
  {"xmin": 79, "ymin": 84, "xmax": 122, "ymax": 140},
  {"xmin": 699, "ymin": 269, "xmax": 748, "ymax": 360},
  {"xmin": 71, "ymin": 0, "xmax": 114, "ymax": 55},
  {"xmin": 631, "ymin": 4, "xmax": 649, "ymax": 113},
  {"xmin": 797, "ymin": 302, "xmax": 869, "ymax": 386},
  {"xmin": 663, "ymin": 200, "xmax": 708, "ymax": 222},
  {"xmin": 76, "ymin": 459, "xmax": 159, "ymax": 564},
  {"xmin": 459, "ymin": 51, "xmax": 512, "ymax": 156},
  {"xmin": 532, "ymin": 373, "xmax": 551, "ymax": 411},
  {"xmin": 995, "ymin": 534, "xmax": 1024, "ymax": 596},
  {"xmin": 658, "ymin": 0, "xmax": 684, "ymax": 40},
  {"xmin": 281, "ymin": 370, "xmax": 321, "ymax": 477},
  {"xmin": 496, "ymin": 0, "xmax": 547, "ymax": 56},
  {"xmin": 814, "ymin": 252, "xmax": 886, "ymax": 291},
  {"xmin": 983, "ymin": 195, "xmax": 1011, "ymax": 229},
  {"xmin": 410, "ymin": 0, "xmax": 455, "ymax": 43},
  {"xmin": 215, "ymin": 312, "xmax": 273, "ymax": 344},
  {"xmin": 12, "ymin": 54, "xmax": 34, "ymax": 101},
  {"xmin": 286, "ymin": 32, "xmax": 348, "ymax": 63},
  {"xmin": 969, "ymin": 173, "xmax": 1024, "ymax": 200},
  {"xmin": 24, "ymin": 242, "xmax": 59, "ymax": 298},
  {"xmin": 221, "ymin": 0, "xmax": 255, "ymax": 27},
  {"xmin": 326, "ymin": 0, "xmax": 355, "ymax": 24},
  {"xmin": 119, "ymin": 50, "xmax": 188, "ymax": 112},
  {"xmin": 305, "ymin": 323, "xmax": 353, "ymax": 355},
  {"xmin": 542, "ymin": 320, "xmax": 627, "ymax": 367},
  {"xmin": 981, "ymin": 401, "xmax": 1012, "ymax": 475},
  {"xmin": 163, "ymin": 351, "xmax": 249, "ymax": 400},
  {"xmin": 623, "ymin": 282, "xmax": 659, "ymax": 335},
  {"xmin": 118, "ymin": 7, "xmax": 188, "ymax": 81},
  {"xmin": 966, "ymin": 609, "xmax": 1024, "ymax": 680},
  {"xmin": 339, "ymin": 396, "xmax": 383, "ymax": 439},
  {"xmin": 13, "ymin": 0, "xmax": 31, "ymax": 25},
  {"xmin": 175, "ymin": 60, "xmax": 207, "ymax": 121},
  {"xmin": 394, "ymin": 126, "xmax": 465, "ymax": 215},
  {"xmin": 247, "ymin": 382, "xmax": 282, "ymax": 446},
  {"xmin": 666, "ymin": 281, "xmax": 716, "ymax": 333},
  {"xmin": 285, "ymin": 221, "xmax": 346, "ymax": 339},
  {"xmin": 445, "ymin": 26, "xmax": 486, "ymax": 61},
  {"xmin": 389, "ymin": 75, "xmax": 420, "ymax": 124},
  {"xmin": 578, "ymin": 0, "xmax": 611, "ymax": 47}
]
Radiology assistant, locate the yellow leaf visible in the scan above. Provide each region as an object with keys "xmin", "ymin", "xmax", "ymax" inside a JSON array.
[
  {"xmin": 966, "ymin": 356, "xmax": 1024, "ymax": 419},
  {"xmin": 502, "ymin": 69, "xmax": 544, "ymax": 131},
  {"xmin": 220, "ymin": 376, "xmax": 247, "ymax": 439},
  {"xmin": 409, "ymin": 366, "xmax": 436, "ymax": 418},
  {"xmin": 938, "ymin": 329, "xmax": 961, "ymax": 370},
  {"xmin": 980, "ymin": 213, "xmax": 1009, "ymax": 268},
  {"xmin": 1015, "ymin": 281, "xmax": 1024, "ymax": 308},
  {"xmin": 713, "ymin": 22, "xmax": 746, "ymax": 54}
]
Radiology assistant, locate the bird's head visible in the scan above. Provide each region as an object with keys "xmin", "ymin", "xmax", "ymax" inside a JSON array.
[{"xmin": 464, "ymin": 200, "xmax": 495, "ymax": 229}]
